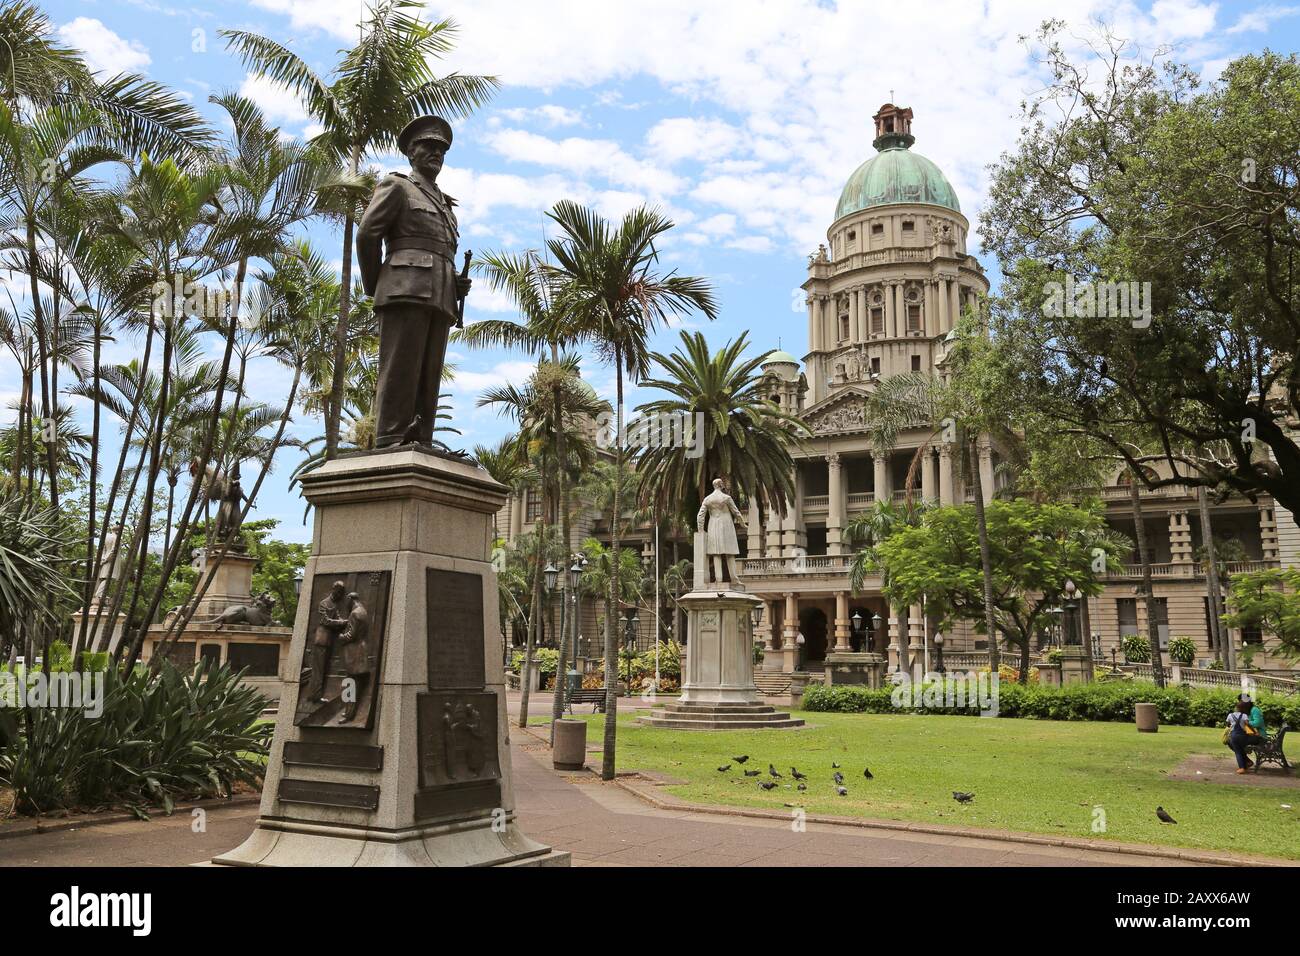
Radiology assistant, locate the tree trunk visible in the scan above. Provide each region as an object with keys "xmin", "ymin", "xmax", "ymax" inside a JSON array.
[
  {"xmin": 1196, "ymin": 485, "xmax": 1232, "ymax": 670},
  {"xmin": 969, "ymin": 436, "xmax": 999, "ymax": 670},
  {"xmin": 1019, "ymin": 630, "xmax": 1031, "ymax": 684},
  {"xmin": 517, "ymin": 519, "xmax": 544, "ymax": 730},
  {"xmin": 1129, "ymin": 473, "xmax": 1166, "ymax": 687},
  {"xmin": 549, "ymin": 356, "xmax": 573, "ymax": 742},
  {"xmin": 72, "ymin": 322, "xmax": 103, "ymax": 664},
  {"xmin": 601, "ymin": 359, "xmax": 623, "ymax": 781},
  {"xmin": 326, "ymin": 144, "xmax": 363, "ymax": 461}
]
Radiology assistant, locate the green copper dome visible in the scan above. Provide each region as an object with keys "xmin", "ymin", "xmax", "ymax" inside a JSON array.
[
  {"xmin": 835, "ymin": 145, "xmax": 960, "ymax": 220},
  {"xmin": 763, "ymin": 350, "xmax": 799, "ymax": 365}
]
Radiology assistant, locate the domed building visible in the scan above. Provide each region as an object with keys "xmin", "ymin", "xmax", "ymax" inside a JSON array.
[
  {"xmin": 740, "ymin": 103, "xmax": 995, "ymax": 678},
  {"xmin": 498, "ymin": 103, "xmax": 1300, "ymax": 691}
]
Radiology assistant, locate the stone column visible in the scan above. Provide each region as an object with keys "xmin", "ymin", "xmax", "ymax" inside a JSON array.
[
  {"xmin": 873, "ymin": 451, "xmax": 889, "ymax": 505},
  {"xmin": 765, "ymin": 504, "xmax": 783, "ymax": 558},
  {"xmin": 759, "ymin": 597, "xmax": 779, "ymax": 672},
  {"xmin": 977, "ymin": 438, "xmax": 994, "ymax": 504},
  {"xmin": 782, "ymin": 592, "xmax": 799, "ymax": 674},
  {"xmin": 1168, "ymin": 510, "xmax": 1193, "ymax": 564},
  {"xmin": 938, "ymin": 444, "xmax": 955, "ymax": 505},
  {"xmin": 887, "ymin": 610, "xmax": 901, "ymax": 671},
  {"xmin": 849, "ymin": 288, "xmax": 861, "ymax": 343},
  {"xmin": 827, "ymin": 452, "xmax": 845, "ymax": 555},
  {"xmin": 920, "ymin": 448, "xmax": 935, "ymax": 503},
  {"xmin": 834, "ymin": 591, "xmax": 850, "ymax": 651},
  {"xmin": 747, "ymin": 497, "xmax": 763, "ymax": 560},
  {"xmin": 949, "ymin": 279, "xmax": 961, "ymax": 327},
  {"xmin": 806, "ymin": 296, "xmax": 819, "ymax": 353},
  {"xmin": 883, "ymin": 281, "xmax": 895, "ymax": 339},
  {"xmin": 1260, "ymin": 504, "xmax": 1279, "ymax": 561}
]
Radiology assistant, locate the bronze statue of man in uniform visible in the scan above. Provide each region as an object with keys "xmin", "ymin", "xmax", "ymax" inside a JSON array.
[{"xmin": 357, "ymin": 115, "xmax": 471, "ymax": 450}]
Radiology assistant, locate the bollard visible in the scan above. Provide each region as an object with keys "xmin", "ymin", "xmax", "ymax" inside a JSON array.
[
  {"xmin": 553, "ymin": 718, "xmax": 587, "ymax": 770},
  {"xmin": 1135, "ymin": 701, "xmax": 1159, "ymax": 733}
]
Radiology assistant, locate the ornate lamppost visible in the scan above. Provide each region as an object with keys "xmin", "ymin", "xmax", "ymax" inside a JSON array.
[{"xmin": 623, "ymin": 607, "xmax": 639, "ymax": 697}]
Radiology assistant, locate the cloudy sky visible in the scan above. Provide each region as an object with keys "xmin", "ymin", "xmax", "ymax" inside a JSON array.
[{"xmin": 21, "ymin": 0, "xmax": 1300, "ymax": 541}]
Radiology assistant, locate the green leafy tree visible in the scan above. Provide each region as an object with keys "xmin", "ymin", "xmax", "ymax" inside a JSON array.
[
  {"xmin": 1223, "ymin": 568, "xmax": 1300, "ymax": 662},
  {"xmin": 874, "ymin": 499, "xmax": 1129, "ymax": 682}
]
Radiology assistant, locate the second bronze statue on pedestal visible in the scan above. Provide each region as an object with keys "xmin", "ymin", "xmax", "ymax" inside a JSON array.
[{"xmin": 357, "ymin": 115, "xmax": 472, "ymax": 451}]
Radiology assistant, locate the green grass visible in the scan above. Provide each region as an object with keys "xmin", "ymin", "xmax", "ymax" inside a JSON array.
[{"xmin": 549, "ymin": 708, "xmax": 1300, "ymax": 860}]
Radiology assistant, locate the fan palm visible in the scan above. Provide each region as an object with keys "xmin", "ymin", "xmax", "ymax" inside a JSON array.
[
  {"xmin": 221, "ymin": 0, "xmax": 498, "ymax": 460},
  {"xmin": 635, "ymin": 329, "xmax": 808, "ymax": 530}
]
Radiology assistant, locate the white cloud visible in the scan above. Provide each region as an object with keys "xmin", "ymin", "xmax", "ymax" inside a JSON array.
[
  {"xmin": 449, "ymin": 360, "xmax": 541, "ymax": 396},
  {"xmin": 238, "ymin": 74, "xmax": 311, "ymax": 127},
  {"xmin": 646, "ymin": 117, "xmax": 746, "ymax": 165},
  {"xmin": 498, "ymin": 104, "xmax": 584, "ymax": 127},
  {"xmin": 483, "ymin": 128, "xmax": 682, "ymax": 196},
  {"xmin": 1225, "ymin": 4, "xmax": 1300, "ymax": 32},
  {"xmin": 58, "ymin": 17, "xmax": 151, "ymax": 76}
]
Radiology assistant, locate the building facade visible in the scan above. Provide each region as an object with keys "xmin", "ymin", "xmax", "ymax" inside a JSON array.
[{"xmin": 498, "ymin": 103, "xmax": 1300, "ymax": 681}]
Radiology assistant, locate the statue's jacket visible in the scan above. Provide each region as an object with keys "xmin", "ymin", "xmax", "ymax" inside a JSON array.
[{"xmin": 357, "ymin": 170, "xmax": 460, "ymax": 323}]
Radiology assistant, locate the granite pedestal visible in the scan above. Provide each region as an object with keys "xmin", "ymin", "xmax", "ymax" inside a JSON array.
[{"xmin": 213, "ymin": 448, "xmax": 568, "ymax": 867}]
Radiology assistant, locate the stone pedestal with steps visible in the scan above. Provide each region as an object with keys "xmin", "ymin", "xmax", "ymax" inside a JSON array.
[
  {"xmin": 637, "ymin": 700, "xmax": 804, "ymax": 730},
  {"xmin": 639, "ymin": 587, "xmax": 802, "ymax": 730}
]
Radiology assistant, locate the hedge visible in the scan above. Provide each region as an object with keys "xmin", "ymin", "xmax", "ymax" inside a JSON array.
[{"xmin": 801, "ymin": 679, "xmax": 1300, "ymax": 729}]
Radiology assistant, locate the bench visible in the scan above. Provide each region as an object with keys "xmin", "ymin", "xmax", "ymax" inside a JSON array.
[
  {"xmin": 565, "ymin": 688, "xmax": 607, "ymax": 713},
  {"xmin": 1245, "ymin": 723, "xmax": 1291, "ymax": 771}
]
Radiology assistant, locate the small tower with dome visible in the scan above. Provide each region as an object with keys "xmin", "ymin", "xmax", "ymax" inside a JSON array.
[{"xmin": 800, "ymin": 102, "xmax": 987, "ymax": 405}]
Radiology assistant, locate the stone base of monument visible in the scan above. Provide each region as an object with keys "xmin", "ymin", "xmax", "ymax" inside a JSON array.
[
  {"xmin": 1058, "ymin": 645, "xmax": 1094, "ymax": 685},
  {"xmin": 636, "ymin": 585, "xmax": 803, "ymax": 730},
  {"xmin": 823, "ymin": 651, "xmax": 887, "ymax": 688},
  {"xmin": 212, "ymin": 447, "xmax": 568, "ymax": 868},
  {"xmin": 637, "ymin": 700, "xmax": 803, "ymax": 730}
]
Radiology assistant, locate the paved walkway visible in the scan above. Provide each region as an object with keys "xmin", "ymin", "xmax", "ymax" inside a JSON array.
[{"xmin": 0, "ymin": 727, "xmax": 1200, "ymax": 867}]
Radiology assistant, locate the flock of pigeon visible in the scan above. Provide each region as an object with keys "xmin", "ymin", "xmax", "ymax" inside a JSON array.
[
  {"xmin": 714, "ymin": 754, "xmax": 956, "ymax": 802},
  {"xmin": 716, "ymin": 755, "xmax": 1181, "ymax": 825}
]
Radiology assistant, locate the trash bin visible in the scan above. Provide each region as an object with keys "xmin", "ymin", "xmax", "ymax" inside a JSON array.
[
  {"xmin": 1135, "ymin": 701, "xmax": 1159, "ymax": 733},
  {"xmin": 553, "ymin": 718, "xmax": 587, "ymax": 771},
  {"xmin": 566, "ymin": 669, "xmax": 581, "ymax": 697}
]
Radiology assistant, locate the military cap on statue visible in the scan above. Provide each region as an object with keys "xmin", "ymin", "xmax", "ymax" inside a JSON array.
[{"xmin": 397, "ymin": 115, "xmax": 453, "ymax": 155}]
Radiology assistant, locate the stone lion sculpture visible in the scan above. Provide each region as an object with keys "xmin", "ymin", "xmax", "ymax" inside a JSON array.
[{"xmin": 201, "ymin": 592, "xmax": 277, "ymax": 629}]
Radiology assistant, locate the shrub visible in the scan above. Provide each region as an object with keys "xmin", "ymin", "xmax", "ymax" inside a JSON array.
[
  {"xmin": 511, "ymin": 647, "xmax": 559, "ymax": 675},
  {"xmin": 634, "ymin": 640, "xmax": 681, "ymax": 680},
  {"xmin": 801, "ymin": 677, "xmax": 1300, "ymax": 729},
  {"xmin": 1168, "ymin": 636, "xmax": 1197, "ymax": 665},
  {"xmin": 1045, "ymin": 648, "xmax": 1063, "ymax": 665},
  {"xmin": 1122, "ymin": 634, "xmax": 1151, "ymax": 663},
  {"xmin": 0, "ymin": 661, "xmax": 270, "ymax": 817}
]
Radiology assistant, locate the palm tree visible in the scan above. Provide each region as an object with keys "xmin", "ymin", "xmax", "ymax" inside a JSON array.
[
  {"xmin": 473, "ymin": 435, "xmax": 536, "ymax": 544},
  {"xmin": 542, "ymin": 200, "xmax": 716, "ymax": 780},
  {"xmin": 478, "ymin": 356, "xmax": 606, "ymax": 729},
  {"xmin": 635, "ymin": 329, "xmax": 808, "ymax": 532},
  {"xmin": 221, "ymin": 0, "xmax": 498, "ymax": 461}
]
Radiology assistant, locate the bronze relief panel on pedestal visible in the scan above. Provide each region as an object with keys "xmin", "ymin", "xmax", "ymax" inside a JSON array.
[{"xmin": 294, "ymin": 570, "xmax": 391, "ymax": 730}]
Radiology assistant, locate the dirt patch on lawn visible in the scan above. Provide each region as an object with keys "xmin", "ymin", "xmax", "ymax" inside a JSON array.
[{"xmin": 1168, "ymin": 752, "xmax": 1299, "ymax": 789}]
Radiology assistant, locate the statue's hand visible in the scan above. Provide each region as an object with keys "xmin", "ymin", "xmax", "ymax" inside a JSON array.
[{"xmin": 456, "ymin": 275, "xmax": 472, "ymax": 297}]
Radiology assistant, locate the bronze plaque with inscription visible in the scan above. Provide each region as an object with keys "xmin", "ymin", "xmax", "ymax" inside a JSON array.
[
  {"xmin": 295, "ymin": 570, "xmax": 391, "ymax": 730},
  {"xmin": 426, "ymin": 568, "xmax": 485, "ymax": 689}
]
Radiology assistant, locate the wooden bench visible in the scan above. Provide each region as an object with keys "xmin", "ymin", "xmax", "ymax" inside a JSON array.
[
  {"xmin": 566, "ymin": 688, "xmax": 607, "ymax": 713},
  {"xmin": 1245, "ymin": 722, "xmax": 1291, "ymax": 771}
]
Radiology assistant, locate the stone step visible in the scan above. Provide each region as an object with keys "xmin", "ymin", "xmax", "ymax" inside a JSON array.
[
  {"xmin": 635, "ymin": 716, "xmax": 805, "ymax": 730},
  {"xmin": 647, "ymin": 712, "xmax": 795, "ymax": 728},
  {"xmin": 752, "ymin": 673, "xmax": 792, "ymax": 695},
  {"xmin": 656, "ymin": 703, "xmax": 779, "ymax": 715}
]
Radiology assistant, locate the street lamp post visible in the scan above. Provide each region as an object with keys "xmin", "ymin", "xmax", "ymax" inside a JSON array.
[
  {"xmin": 933, "ymin": 632, "xmax": 946, "ymax": 675},
  {"xmin": 850, "ymin": 610, "xmax": 864, "ymax": 652},
  {"xmin": 870, "ymin": 612, "xmax": 882, "ymax": 655},
  {"xmin": 563, "ymin": 555, "xmax": 586, "ymax": 711},
  {"xmin": 293, "ymin": 570, "xmax": 304, "ymax": 598},
  {"xmin": 623, "ymin": 608, "xmax": 639, "ymax": 697}
]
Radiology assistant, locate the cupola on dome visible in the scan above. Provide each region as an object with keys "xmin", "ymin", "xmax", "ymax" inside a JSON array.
[{"xmin": 835, "ymin": 103, "xmax": 960, "ymax": 220}]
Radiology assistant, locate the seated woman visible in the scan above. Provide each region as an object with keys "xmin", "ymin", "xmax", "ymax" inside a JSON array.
[
  {"xmin": 1226, "ymin": 699, "xmax": 1258, "ymax": 774},
  {"xmin": 1240, "ymin": 693, "xmax": 1268, "ymax": 739}
]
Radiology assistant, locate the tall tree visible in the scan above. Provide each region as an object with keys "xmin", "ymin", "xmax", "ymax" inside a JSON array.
[
  {"xmin": 221, "ymin": 0, "xmax": 497, "ymax": 460},
  {"xmin": 543, "ymin": 200, "xmax": 717, "ymax": 780}
]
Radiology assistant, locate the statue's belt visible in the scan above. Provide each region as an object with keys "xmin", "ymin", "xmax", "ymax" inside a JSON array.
[{"xmin": 386, "ymin": 238, "xmax": 455, "ymax": 261}]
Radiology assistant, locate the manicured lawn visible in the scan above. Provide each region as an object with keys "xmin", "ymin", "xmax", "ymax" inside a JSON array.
[{"xmin": 547, "ymin": 708, "xmax": 1300, "ymax": 860}]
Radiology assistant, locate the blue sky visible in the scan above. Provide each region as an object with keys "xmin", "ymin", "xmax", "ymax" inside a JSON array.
[{"xmin": 14, "ymin": 0, "xmax": 1300, "ymax": 542}]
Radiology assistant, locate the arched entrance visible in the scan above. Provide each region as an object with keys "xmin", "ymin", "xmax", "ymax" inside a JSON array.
[{"xmin": 799, "ymin": 606, "xmax": 828, "ymax": 664}]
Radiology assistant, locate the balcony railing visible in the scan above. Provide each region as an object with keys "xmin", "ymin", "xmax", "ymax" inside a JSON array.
[
  {"xmin": 739, "ymin": 555, "xmax": 856, "ymax": 577},
  {"xmin": 1101, "ymin": 559, "xmax": 1279, "ymax": 581}
]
